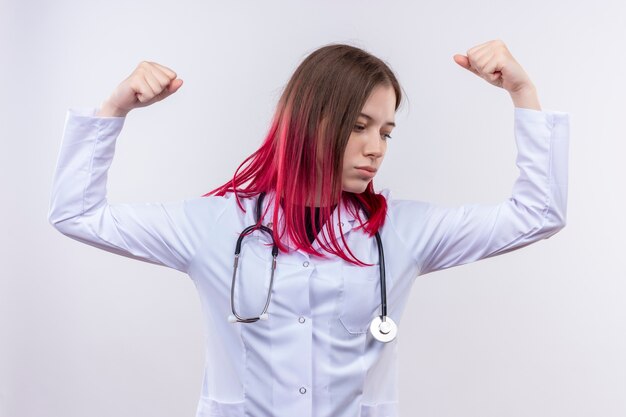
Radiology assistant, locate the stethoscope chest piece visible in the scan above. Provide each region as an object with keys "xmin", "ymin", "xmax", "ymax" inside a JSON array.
[{"xmin": 369, "ymin": 315, "xmax": 397, "ymax": 343}]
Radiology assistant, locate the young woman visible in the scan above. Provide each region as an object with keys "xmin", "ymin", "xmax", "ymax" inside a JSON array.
[{"xmin": 48, "ymin": 40, "xmax": 569, "ymax": 417}]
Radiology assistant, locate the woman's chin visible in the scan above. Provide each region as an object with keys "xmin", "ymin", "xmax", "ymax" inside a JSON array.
[{"xmin": 342, "ymin": 181, "xmax": 371, "ymax": 194}]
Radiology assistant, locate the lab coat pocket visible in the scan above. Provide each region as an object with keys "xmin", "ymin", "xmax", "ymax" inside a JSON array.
[
  {"xmin": 360, "ymin": 401, "xmax": 398, "ymax": 417},
  {"xmin": 339, "ymin": 264, "xmax": 381, "ymax": 334},
  {"xmin": 232, "ymin": 235, "xmax": 274, "ymax": 320},
  {"xmin": 196, "ymin": 395, "xmax": 244, "ymax": 417}
]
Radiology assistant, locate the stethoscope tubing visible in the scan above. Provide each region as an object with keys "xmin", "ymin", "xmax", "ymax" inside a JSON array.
[{"xmin": 228, "ymin": 192, "xmax": 396, "ymax": 342}]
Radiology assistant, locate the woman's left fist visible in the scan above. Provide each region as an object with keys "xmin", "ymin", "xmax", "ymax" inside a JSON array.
[{"xmin": 453, "ymin": 40, "xmax": 534, "ymax": 95}]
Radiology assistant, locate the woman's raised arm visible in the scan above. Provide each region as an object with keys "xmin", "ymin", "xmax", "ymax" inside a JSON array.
[
  {"xmin": 387, "ymin": 40, "xmax": 569, "ymax": 276},
  {"xmin": 48, "ymin": 62, "xmax": 220, "ymax": 274}
]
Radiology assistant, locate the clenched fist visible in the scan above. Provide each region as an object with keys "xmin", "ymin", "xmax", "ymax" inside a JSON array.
[
  {"xmin": 97, "ymin": 61, "xmax": 183, "ymax": 117},
  {"xmin": 453, "ymin": 40, "xmax": 541, "ymax": 110}
]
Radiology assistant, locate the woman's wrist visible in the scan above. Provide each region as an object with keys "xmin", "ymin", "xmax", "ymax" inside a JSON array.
[
  {"xmin": 96, "ymin": 100, "xmax": 129, "ymax": 117},
  {"xmin": 509, "ymin": 84, "xmax": 541, "ymax": 111}
]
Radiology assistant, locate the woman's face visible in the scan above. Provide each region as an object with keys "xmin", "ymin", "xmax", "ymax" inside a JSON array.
[{"xmin": 341, "ymin": 84, "xmax": 396, "ymax": 193}]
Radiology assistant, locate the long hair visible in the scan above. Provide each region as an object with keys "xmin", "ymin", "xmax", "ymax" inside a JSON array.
[{"xmin": 203, "ymin": 43, "xmax": 403, "ymax": 265}]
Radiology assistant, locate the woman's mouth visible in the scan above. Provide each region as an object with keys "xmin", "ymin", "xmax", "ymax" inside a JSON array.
[{"xmin": 355, "ymin": 167, "xmax": 376, "ymax": 177}]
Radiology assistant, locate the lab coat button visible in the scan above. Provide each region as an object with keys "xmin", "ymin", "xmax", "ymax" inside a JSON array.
[
  {"xmin": 302, "ymin": 261, "xmax": 309, "ymax": 267},
  {"xmin": 299, "ymin": 387, "xmax": 307, "ymax": 394},
  {"xmin": 298, "ymin": 316, "xmax": 306, "ymax": 323},
  {"xmin": 338, "ymin": 221, "xmax": 344, "ymax": 227}
]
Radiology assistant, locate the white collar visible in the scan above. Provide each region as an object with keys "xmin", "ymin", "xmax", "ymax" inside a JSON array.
[{"xmin": 257, "ymin": 189, "xmax": 362, "ymax": 252}]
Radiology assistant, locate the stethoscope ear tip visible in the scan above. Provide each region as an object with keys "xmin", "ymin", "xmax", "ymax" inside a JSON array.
[
  {"xmin": 227, "ymin": 314, "xmax": 238, "ymax": 323},
  {"xmin": 259, "ymin": 313, "xmax": 269, "ymax": 320}
]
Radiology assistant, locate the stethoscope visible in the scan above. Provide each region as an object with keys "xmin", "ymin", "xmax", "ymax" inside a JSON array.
[{"xmin": 227, "ymin": 192, "xmax": 398, "ymax": 343}]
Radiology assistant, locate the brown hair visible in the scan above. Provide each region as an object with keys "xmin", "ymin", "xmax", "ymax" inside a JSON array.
[{"xmin": 205, "ymin": 43, "xmax": 404, "ymax": 265}]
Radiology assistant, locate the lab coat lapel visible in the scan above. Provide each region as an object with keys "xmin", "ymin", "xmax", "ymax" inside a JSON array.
[{"xmin": 311, "ymin": 199, "xmax": 356, "ymax": 252}]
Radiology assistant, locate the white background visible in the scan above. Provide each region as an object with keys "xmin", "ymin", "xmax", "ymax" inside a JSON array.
[{"xmin": 1, "ymin": 1, "xmax": 625, "ymax": 416}]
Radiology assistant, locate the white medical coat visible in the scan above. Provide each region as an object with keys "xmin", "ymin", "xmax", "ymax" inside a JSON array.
[{"xmin": 48, "ymin": 107, "xmax": 570, "ymax": 417}]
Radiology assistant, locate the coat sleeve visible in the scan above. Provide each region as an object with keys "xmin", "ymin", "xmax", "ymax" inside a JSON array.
[
  {"xmin": 47, "ymin": 108, "xmax": 220, "ymax": 274},
  {"xmin": 386, "ymin": 107, "xmax": 570, "ymax": 277}
]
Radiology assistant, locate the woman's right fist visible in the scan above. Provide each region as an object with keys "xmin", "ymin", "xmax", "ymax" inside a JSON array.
[{"xmin": 97, "ymin": 61, "xmax": 183, "ymax": 117}]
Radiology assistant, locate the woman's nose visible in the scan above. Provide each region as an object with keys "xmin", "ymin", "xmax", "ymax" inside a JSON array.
[{"xmin": 364, "ymin": 136, "xmax": 385, "ymax": 157}]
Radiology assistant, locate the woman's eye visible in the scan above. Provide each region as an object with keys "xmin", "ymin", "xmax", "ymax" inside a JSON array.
[{"xmin": 353, "ymin": 124, "xmax": 392, "ymax": 139}]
